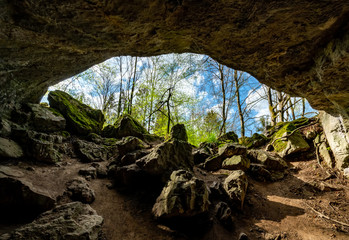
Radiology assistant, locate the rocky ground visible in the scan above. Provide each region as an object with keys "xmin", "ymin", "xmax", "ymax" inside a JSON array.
[
  {"xmin": 0, "ymin": 90, "xmax": 348, "ymax": 240},
  {"xmin": 0, "ymin": 156, "xmax": 348, "ymax": 240}
]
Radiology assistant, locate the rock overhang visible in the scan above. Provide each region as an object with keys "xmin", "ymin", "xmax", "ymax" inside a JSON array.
[{"xmin": 0, "ymin": 0, "xmax": 348, "ymax": 118}]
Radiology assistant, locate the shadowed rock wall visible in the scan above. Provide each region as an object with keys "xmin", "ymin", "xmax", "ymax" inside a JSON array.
[{"xmin": 0, "ymin": 0, "xmax": 348, "ymax": 117}]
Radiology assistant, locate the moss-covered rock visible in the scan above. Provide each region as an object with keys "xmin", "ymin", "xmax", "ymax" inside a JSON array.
[
  {"xmin": 48, "ymin": 90, "xmax": 104, "ymax": 135},
  {"xmin": 102, "ymin": 114, "xmax": 148, "ymax": 139},
  {"xmin": 272, "ymin": 123, "xmax": 310, "ymax": 158},
  {"xmin": 239, "ymin": 133, "xmax": 268, "ymax": 149},
  {"xmin": 222, "ymin": 155, "xmax": 250, "ymax": 171}
]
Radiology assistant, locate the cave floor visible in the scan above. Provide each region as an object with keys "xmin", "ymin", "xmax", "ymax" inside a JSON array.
[{"xmin": 0, "ymin": 158, "xmax": 348, "ymax": 240}]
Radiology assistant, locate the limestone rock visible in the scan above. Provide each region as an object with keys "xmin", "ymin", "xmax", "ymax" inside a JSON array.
[
  {"xmin": 218, "ymin": 143, "xmax": 247, "ymax": 158},
  {"xmin": 320, "ymin": 112, "xmax": 349, "ymax": 169},
  {"xmin": 223, "ymin": 170, "xmax": 248, "ymax": 209},
  {"xmin": 170, "ymin": 124, "xmax": 188, "ymax": 142},
  {"xmin": 74, "ymin": 139, "xmax": 109, "ymax": 163},
  {"xmin": 27, "ymin": 103, "xmax": 66, "ymax": 132},
  {"xmin": 247, "ymin": 150, "xmax": 288, "ymax": 171},
  {"xmin": 12, "ymin": 130, "xmax": 63, "ymax": 163},
  {"xmin": 314, "ymin": 133, "xmax": 334, "ymax": 168},
  {"xmin": 272, "ymin": 123, "xmax": 310, "ymax": 158},
  {"xmin": 218, "ymin": 131, "xmax": 239, "ymax": 143},
  {"xmin": 222, "ymin": 155, "xmax": 250, "ymax": 171},
  {"xmin": 136, "ymin": 139, "xmax": 193, "ymax": 180},
  {"xmin": 116, "ymin": 136, "xmax": 149, "ymax": 157},
  {"xmin": 48, "ymin": 90, "xmax": 104, "ymax": 135},
  {"xmin": 102, "ymin": 114, "xmax": 148, "ymax": 139},
  {"xmin": 0, "ymin": 137, "xmax": 23, "ymax": 159},
  {"xmin": 2, "ymin": 202, "xmax": 103, "ymax": 240},
  {"xmin": 152, "ymin": 170, "xmax": 210, "ymax": 219},
  {"xmin": 65, "ymin": 178, "xmax": 95, "ymax": 204},
  {"xmin": 201, "ymin": 154, "xmax": 223, "ymax": 171},
  {"xmin": 193, "ymin": 148, "xmax": 211, "ymax": 165},
  {"xmin": 0, "ymin": 176, "xmax": 55, "ymax": 223},
  {"xmin": 0, "ymin": 119, "xmax": 11, "ymax": 137},
  {"xmin": 202, "ymin": 143, "xmax": 247, "ymax": 171}
]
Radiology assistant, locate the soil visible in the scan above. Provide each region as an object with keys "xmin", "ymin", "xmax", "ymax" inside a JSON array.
[{"xmin": 0, "ymin": 157, "xmax": 348, "ymax": 240}]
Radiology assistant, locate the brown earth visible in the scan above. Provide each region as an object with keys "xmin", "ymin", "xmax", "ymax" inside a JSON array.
[{"xmin": 0, "ymin": 157, "xmax": 348, "ymax": 240}]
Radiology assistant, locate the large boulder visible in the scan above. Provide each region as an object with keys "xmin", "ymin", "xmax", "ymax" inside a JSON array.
[
  {"xmin": 152, "ymin": 170, "xmax": 210, "ymax": 219},
  {"xmin": 48, "ymin": 90, "xmax": 104, "ymax": 135},
  {"xmin": 65, "ymin": 178, "xmax": 96, "ymax": 204},
  {"xmin": 136, "ymin": 139, "xmax": 193, "ymax": 180},
  {"xmin": 74, "ymin": 139, "xmax": 109, "ymax": 163},
  {"xmin": 223, "ymin": 170, "xmax": 248, "ymax": 209},
  {"xmin": 314, "ymin": 133, "xmax": 334, "ymax": 168},
  {"xmin": 1, "ymin": 202, "xmax": 104, "ymax": 240},
  {"xmin": 271, "ymin": 122, "xmax": 310, "ymax": 158},
  {"xmin": 27, "ymin": 103, "xmax": 66, "ymax": 132},
  {"xmin": 102, "ymin": 114, "xmax": 148, "ymax": 139},
  {"xmin": 247, "ymin": 150, "xmax": 288, "ymax": 171},
  {"xmin": 0, "ymin": 174, "xmax": 55, "ymax": 223},
  {"xmin": 320, "ymin": 112, "xmax": 349, "ymax": 169},
  {"xmin": 202, "ymin": 143, "xmax": 247, "ymax": 171},
  {"xmin": 222, "ymin": 155, "xmax": 250, "ymax": 171},
  {"xmin": 0, "ymin": 137, "xmax": 23, "ymax": 159}
]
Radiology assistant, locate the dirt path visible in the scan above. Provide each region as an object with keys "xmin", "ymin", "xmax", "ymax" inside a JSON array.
[{"xmin": 233, "ymin": 160, "xmax": 349, "ymax": 240}]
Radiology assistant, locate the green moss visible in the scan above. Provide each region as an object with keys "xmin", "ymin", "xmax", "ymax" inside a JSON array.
[
  {"xmin": 48, "ymin": 90, "xmax": 104, "ymax": 135},
  {"xmin": 60, "ymin": 131, "xmax": 70, "ymax": 138},
  {"xmin": 272, "ymin": 123, "xmax": 296, "ymax": 152},
  {"xmin": 48, "ymin": 107, "xmax": 64, "ymax": 117},
  {"xmin": 290, "ymin": 117, "xmax": 309, "ymax": 127}
]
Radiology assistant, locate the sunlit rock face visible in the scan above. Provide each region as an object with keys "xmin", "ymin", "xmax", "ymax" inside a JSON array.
[{"xmin": 0, "ymin": 1, "xmax": 348, "ymax": 117}]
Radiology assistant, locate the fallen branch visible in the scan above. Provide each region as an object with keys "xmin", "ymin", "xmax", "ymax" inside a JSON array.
[{"xmin": 305, "ymin": 202, "xmax": 349, "ymax": 228}]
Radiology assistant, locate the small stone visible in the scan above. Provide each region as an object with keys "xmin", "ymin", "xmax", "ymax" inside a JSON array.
[
  {"xmin": 239, "ymin": 232, "xmax": 248, "ymax": 240},
  {"xmin": 65, "ymin": 178, "xmax": 95, "ymax": 204}
]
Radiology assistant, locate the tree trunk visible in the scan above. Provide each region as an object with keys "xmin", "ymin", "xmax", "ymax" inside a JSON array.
[
  {"xmin": 129, "ymin": 57, "xmax": 138, "ymax": 115},
  {"xmin": 234, "ymin": 70, "xmax": 245, "ymax": 138},
  {"xmin": 219, "ymin": 65, "xmax": 226, "ymax": 136},
  {"xmin": 117, "ymin": 57, "xmax": 123, "ymax": 118},
  {"xmin": 302, "ymin": 98, "xmax": 305, "ymax": 117},
  {"xmin": 267, "ymin": 87, "xmax": 277, "ymax": 126}
]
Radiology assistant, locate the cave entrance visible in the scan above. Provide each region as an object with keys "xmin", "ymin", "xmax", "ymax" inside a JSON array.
[{"xmin": 43, "ymin": 53, "xmax": 316, "ymax": 146}]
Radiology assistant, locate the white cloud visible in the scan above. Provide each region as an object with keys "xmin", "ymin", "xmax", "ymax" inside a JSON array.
[{"xmin": 246, "ymin": 86, "xmax": 270, "ymax": 118}]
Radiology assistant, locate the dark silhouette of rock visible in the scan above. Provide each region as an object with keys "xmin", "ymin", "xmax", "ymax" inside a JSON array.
[
  {"xmin": 170, "ymin": 124, "xmax": 188, "ymax": 142},
  {"xmin": 0, "ymin": 175, "xmax": 55, "ymax": 223},
  {"xmin": 1, "ymin": 202, "xmax": 103, "ymax": 240}
]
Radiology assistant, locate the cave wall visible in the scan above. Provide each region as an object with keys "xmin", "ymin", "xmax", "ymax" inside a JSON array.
[{"xmin": 0, "ymin": 0, "xmax": 348, "ymax": 118}]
